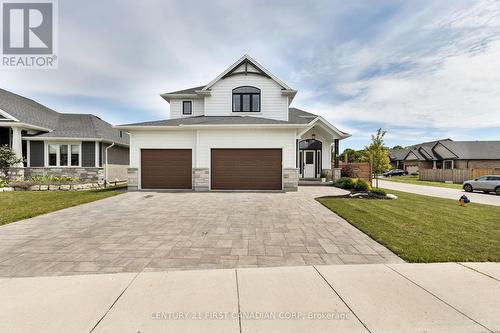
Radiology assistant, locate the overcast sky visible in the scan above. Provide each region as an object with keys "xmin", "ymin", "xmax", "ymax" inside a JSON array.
[{"xmin": 1, "ymin": 0, "xmax": 499, "ymax": 150}]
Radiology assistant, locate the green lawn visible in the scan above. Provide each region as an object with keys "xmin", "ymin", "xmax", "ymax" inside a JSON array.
[
  {"xmin": 317, "ymin": 189, "xmax": 500, "ymax": 262},
  {"xmin": 0, "ymin": 187, "xmax": 124, "ymax": 226},
  {"xmin": 381, "ymin": 175, "xmax": 463, "ymax": 189}
]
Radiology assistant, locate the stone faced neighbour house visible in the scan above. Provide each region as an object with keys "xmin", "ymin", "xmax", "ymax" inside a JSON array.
[
  {"xmin": 0, "ymin": 88, "xmax": 129, "ymax": 183},
  {"xmin": 117, "ymin": 55, "xmax": 350, "ymax": 191},
  {"xmin": 390, "ymin": 138, "xmax": 500, "ymax": 178}
]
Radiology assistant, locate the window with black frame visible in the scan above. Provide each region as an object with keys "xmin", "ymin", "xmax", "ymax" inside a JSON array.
[
  {"xmin": 232, "ymin": 86, "xmax": 260, "ymax": 112},
  {"xmin": 182, "ymin": 101, "xmax": 192, "ymax": 115}
]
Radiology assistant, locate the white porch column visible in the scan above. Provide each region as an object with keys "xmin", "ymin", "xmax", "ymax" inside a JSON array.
[{"xmin": 11, "ymin": 127, "xmax": 23, "ymax": 159}]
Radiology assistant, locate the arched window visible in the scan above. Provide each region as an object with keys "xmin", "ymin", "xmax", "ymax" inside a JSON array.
[{"xmin": 232, "ymin": 86, "xmax": 260, "ymax": 112}]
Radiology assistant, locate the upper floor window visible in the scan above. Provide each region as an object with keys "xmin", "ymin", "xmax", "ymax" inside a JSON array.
[
  {"xmin": 182, "ymin": 101, "xmax": 192, "ymax": 115},
  {"xmin": 232, "ymin": 86, "xmax": 260, "ymax": 112}
]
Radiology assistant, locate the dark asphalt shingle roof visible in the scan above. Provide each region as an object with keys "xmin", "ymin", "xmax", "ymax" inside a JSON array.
[
  {"xmin": 119, "ymin": 108, "xmax": 319, "ymax": 127},
  {"xmin": 0, "ymin": 88, "xmax": 129, "ymax": 145},
  {"xmin": 438, "ymin": 141, "xmax": 500, "ymax": 160},
  {"xmin": 0, "ymin": 88, "xmax": 60, "ymax": 129},
  {"xmin": 390, "ymin": 149, "xmax": 409, "ymax": 161},
  {"xmin": 163, "ymin": 85, "xmax": 206, "ymax": 95},
  {"xmin": 392, "ymin": 139, "xmax": 500, "ymax": 161}
]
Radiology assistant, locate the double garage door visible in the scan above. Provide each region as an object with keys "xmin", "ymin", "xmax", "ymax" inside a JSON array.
[{"xmin": 141, "ymin": 148, "xmax": 282, "ymax": 190}]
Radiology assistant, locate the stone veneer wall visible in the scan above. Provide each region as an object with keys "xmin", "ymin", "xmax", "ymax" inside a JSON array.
[
  {"xmin": 127, "ymin": 168, "xmax": 138, "ymax": 190},
  {"xmin": 332, "ymin": 168, "xmax": 342, "ymax": 181},
  {"xmin": 193, "ymin": 168, "xmax": 209, "ymax": 192},
  {"xmin": 2, "ymin": 167, "xmax": 25, "ymax": 180},
  {"xmin": 283, "ymin": 168, "xmax": 299, "ymax": 192},
  {"xmin": 24, "ymin": 167, "xmax": 104, "ymax": 182},
  {"xmin": 322, "ymin": 168, "xmax": 333, "ymax": 180}
]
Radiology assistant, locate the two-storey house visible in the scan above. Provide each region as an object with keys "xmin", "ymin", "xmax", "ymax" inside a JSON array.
[{"xmin": 117, "ymin": 55, "xmax": 350, "ymax": 191}]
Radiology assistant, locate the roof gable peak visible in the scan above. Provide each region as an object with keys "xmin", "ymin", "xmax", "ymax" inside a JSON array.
[{"xmin": 202, "ymin": 54, "xmax": 294, "ymax": 92}]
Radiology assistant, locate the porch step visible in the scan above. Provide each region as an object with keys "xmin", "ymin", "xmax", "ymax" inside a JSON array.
[{"xmin": 298, "ymin": 180, "xmax": 334, "ymax": 186}]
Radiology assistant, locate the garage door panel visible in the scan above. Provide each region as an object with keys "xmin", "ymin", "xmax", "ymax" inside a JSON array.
[
  {"xmin": 211, "ymin": 149, "xmax": 282, "ymax": 190},
  {"xmin": 141, "ymin": 149, "xmax": 192, "ymax": 189}
]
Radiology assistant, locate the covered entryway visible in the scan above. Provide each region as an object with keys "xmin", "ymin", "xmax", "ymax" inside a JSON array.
[
  {"xmin": 211, "ymin": 148, "xmax": 282, "ymax": 190},
  {"xmin": 141, "ymin": 149, "xmax": 192, "ymax": 189},
  {"xmin": 298, "ymin": 139, "xmax": 322, "ymax": 179}
]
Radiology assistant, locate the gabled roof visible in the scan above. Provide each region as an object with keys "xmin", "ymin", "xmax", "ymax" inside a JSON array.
[
  {"xmin": 407, "ymin": 138, "xmax": 452, "ymax": 149},
  {"xmin": 160, "ymin": 55, "xmax": 298, "ymax": 102},
  {"xmin": 0, "ymin": 88, "xmax": 129, "ymax": 145},
  {"xmin": 390, "ymin": 138, "xmax": 452, "ymax": 161},
  {"xmin": 393, "ymin": 138, "xmax": 500, "ymax": 161},
  {"xmin": 390, "ymin": 149, "xmax": 410, "ymax": 161},
  {"xmin": 202, "ymin": 55, "xmax": 295, "ymax": 92},
  {"xmin": 436, "ymin": 141, "xmax": 500, "ymax": 160}
]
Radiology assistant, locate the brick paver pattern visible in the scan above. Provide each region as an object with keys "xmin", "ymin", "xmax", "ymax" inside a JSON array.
[{"xmin": 0, "ymin": 187, "xmax": 403, "ymax": 277}]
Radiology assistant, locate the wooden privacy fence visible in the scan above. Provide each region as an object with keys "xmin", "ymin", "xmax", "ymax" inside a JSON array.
[
  {"xmin": 420, "ymin": 168, "xmax": 500, "ymax": 183},
  {"xmin": 339, "ymin": 162, "xmax": 372, "ymax": 182}
]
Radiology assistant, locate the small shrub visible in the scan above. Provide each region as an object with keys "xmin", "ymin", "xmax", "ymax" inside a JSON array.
[
  {"xmin": 370, "ymin": 188, "xmax": 387, "ymax": 196},
  {"xmin": 27, "ymin": 175, "xmax": 79, "ymax": 184},
  {"xmin": 0, "ymin": 178, "xmax": 6, "ymax": 188},
  {"xmin": 334, "ymin": 177, "xmax": 355, "ymax": 189},
  {"xmin": 341, "ymin": 164, "xmax": 355, "ymax": 178},
  {"xmin": 353, "ymin": 178, "xmax": 371, "ymax": 191}
]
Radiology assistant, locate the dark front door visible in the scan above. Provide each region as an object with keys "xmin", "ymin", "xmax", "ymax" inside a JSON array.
[
  {"xmin": 211, "ymin": 149, "xmax": 282, "ymax": 190},
  {"xmin": 141, "ymin": 149, "xmax": 192, "ymax": 189}
]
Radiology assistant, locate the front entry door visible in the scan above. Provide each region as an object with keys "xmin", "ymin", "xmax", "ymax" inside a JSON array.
[{"xmin": 303, "ymin": 150, "xmax": 316, "ymax": 178}]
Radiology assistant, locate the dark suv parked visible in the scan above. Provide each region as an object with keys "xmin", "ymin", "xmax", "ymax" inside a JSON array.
[{"xmin": 383, "ymin": 169, "xmax": 408, "ymax": 177}]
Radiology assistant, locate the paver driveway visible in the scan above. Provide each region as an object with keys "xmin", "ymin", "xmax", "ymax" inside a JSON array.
[{"xmin": 0, "ymin": 187, "xmax": 402, "ymax": 277}]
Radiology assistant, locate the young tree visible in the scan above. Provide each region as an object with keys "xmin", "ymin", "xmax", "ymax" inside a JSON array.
[
  {"xmin": 364, "ymin": 129, "xmax": 391, "ymax": 182},
  {"xmin": 0, "ymin": 145, "xmax": 23, "ymax": 180}
]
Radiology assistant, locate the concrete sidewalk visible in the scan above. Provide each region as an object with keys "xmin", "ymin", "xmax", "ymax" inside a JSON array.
[
  {"xmin": 0, "ymin": 262, "xmax": 498, "ymax": 333},
  {"xmin": 377, "ymin": 179, "xmax": 500, "ymax": 207}
]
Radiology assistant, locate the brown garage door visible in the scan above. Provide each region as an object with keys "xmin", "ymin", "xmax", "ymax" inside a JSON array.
[
  {"xmin": 211, "ymin": 149, "xmax": 282, "ymax": 190},
  {"xmin": 141, "ymin": 149, "xmax": 192, "ymax": 189}
]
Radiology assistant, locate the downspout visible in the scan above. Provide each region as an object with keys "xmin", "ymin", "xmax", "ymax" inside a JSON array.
[{"xmin": 104, "ymin": 142, "xmax": 115, "ymax": 186}]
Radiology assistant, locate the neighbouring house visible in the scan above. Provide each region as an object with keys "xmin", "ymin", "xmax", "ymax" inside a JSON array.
[
  {"xmin": 0, "ymin": 88, "xmax": 129, "ymax": 183},
  {"xmin": 117, "ymin": 55, "xmax": 350, "ymax": 191},
  {"xmin": 389, "ymin": 139, "xmax": 452, "ymax": 173},
  {"xmin": 389, "ymin": 139, "xmax": 500, "ymax": 181}
]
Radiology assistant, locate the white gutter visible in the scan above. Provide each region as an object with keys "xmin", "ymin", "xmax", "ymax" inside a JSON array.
[
  {"xmin": 104, "ymin": 142, "xmax": 115, "ymax": 185},
  {"xmin": 21, "ymin": 137, "xmax": 129, "ymax": 147},
  {"xmin": 114, "ymin": 123, "xmax": 308, "ymax": 131},
  {"xmin": 0, "ymin": 122, "xmax": 53, "ymax": 132}
]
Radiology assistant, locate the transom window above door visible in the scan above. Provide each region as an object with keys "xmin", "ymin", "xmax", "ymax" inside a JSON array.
[
  {"xmin": 232, "ymin": 86, "xmax": 260, "ymax": 112},
  {"xmin": 48, "ymin": 144, "xmax": 80, "ymax": 167}
]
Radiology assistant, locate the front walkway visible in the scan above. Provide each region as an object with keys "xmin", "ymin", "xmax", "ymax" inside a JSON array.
[
  {"xmin": 0, "ymin": 187, "xmax": 402, "ymax": 277},
  {"xmin": 0, "ymin": 263, "xmax": 498, "ymax": 332},
  {"xmin": 378, "ymin": 179, "xmax": 500, "ymax": 206}
]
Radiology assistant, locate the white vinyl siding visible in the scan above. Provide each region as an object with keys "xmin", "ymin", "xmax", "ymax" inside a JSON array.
[
  {"xmin": 128, "ymin": 128, "xmax": 297, "ymax": 189},
  {"xmin": 128, "ymin": 130, "xmax": 196, "ymax": 190},
  {"xmin": 196, "ymin": 128, "xmax": 296, "ymax": 168},
  {"xmin": 204, "ymin": 74, "xmax": 288, "ymax": 121},
  {"xmin": 169, "ymin": 98, "xmax": 204, "ymax": 118}
]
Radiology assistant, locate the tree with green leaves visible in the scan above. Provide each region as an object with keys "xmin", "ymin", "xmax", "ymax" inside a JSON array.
[
  {"xmin": 339, "ymin": 148, "xmax": 366, "ymax": 163},
  {"xmin": 391, "ymin": 145, "xmax": 404, "ymax": 150},
  {"xmin": 364, "ymin": 128, "xmax": 391, "ymax": 177},
  {"xmin": 0, "ymin": 145, "xmax": 23, "ymax": 180}
]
